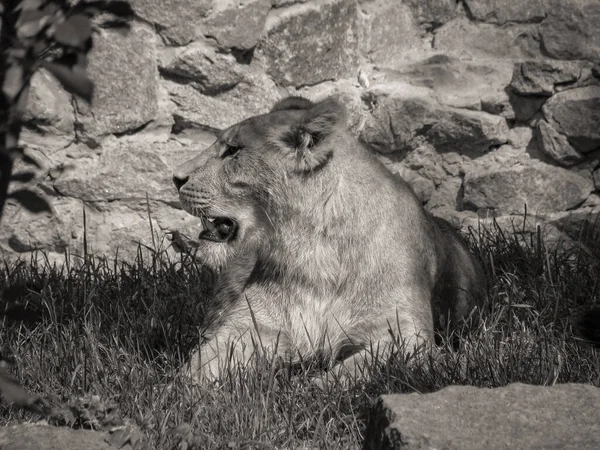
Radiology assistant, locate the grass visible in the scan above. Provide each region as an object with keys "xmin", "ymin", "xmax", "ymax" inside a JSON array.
[{"xmin": 0, "ymin": 218, "xmax": 599, "ymax": 449}]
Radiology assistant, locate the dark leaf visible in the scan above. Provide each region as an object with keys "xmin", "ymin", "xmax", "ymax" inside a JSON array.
[
  {"xmin": 42, "ymin": 61, "xmax": 94, "ymax": 102},
  {"xmin": 14, "ymin": 0, "xmax": 45, "ymax": 12},
  {"xmin": 8, "ymin": 189, "xmax": 52, "ymax": 213},
  {"xmin": 49, "ymin": 407, "xmax": 77, "ymax": 427},
  {"xmin": 0, "ymin": 369, "xmax": 49, "ymax": 416},
  {"xmin": 15, "ymin": 7, "xmax": 52, "ymax": 38},
  {"xmin": 11, "ymin": 171, "xmax": 36, "ymax": 182},
  {"xmin": 75, "ymin": 1, "xmax": 134, "ymax": 19},
  {"xmin": 1, "ymin": 303, "xmax": 42, "ymax": 325},
  {"xmin": 54, "ymin": 14, "xmax": 92, "ymax": 50}
]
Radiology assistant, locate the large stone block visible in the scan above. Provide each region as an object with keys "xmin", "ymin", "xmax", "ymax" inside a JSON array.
[
  {"xmin": 75, "ymin": 23, "xmax": 159, "ymax": 140},
  {"xmin": 536, "ymin": 119, "xmax": 584, "ymax": 167},
  {"xmin": 463, "ymin": 160, "xmax": 592, "ymax": 215},
  {"xmin": 52, "ymin": 140, "xmax": 174, "ymax": 206},
  {"xmin": 364, "ymin": 383, "xmax": 600, "ymax": 450},
  {"xmin": 542, "ymin": 86, "xmax": 600, "ymax": 154},
  {"xmin": 434, "ymin": 17, "xmax": 541, "ymax": 59},
  {"xmin": 540, "ymin": 0, "xmax": 600, "ymax": 61},
  {"xmin": 202, "ymin": 0, "xmax": 271, "ymax": 50},
  {"xmin": 464, "ymin": 0, "xmax": 547, "ymax": 24},
  {"xmin": 361, "ymin": 86, "xmax": 508, "ymax": 156},
  {"xmin": 259, "ymin": 0, "xmax": 360, "ymax": 87},
  {"xmin": 164, "ymin": 68, "xmax": 280, "ymax": 131},
  {"xmin": 0, "ymin": 195, "xmax": 72, "ymax": 254},
  {"xmin": 128, "ymin": 0, "xmax": 212, "ymax": 45},
  {"xmin": 0, "ymin": 423, "xmax": 132, "ymax": 450},
  {"xmin": 371, "ymin": 55, "xmax": 513, "ymax": 110},
  {"xmin": 159, "ymin": 41, "xmax": 245, "ymax": 95},
  {"xmin": 24, "ymin": 69, "xmax": 74, "ymax": 136},
  {"xmin": 358, "ymin": 0, "xmax": 425, "ymax": 64},
  {"xmin": 404, "ymin": 0, "xmax": 457, "ymax": 27},
  {"xmin": 510, "ymin": 61, "xmax": 583, "ymax": 96}
]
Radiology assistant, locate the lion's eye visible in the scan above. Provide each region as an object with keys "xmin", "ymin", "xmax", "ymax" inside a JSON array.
[{"xmin": 222, "ymin": 144, "xmax": 243, "ymax": 159}]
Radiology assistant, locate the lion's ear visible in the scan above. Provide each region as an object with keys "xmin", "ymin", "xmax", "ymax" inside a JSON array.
[
  {"xmin": 281, "ymin": 98, "xmax": 346, "ymax": 173},
  {"xmin": 271, "ymin": 96, "xmax": 314, "ymax": 112}
]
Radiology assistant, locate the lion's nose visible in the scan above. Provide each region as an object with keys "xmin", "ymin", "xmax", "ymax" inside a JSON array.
[{"xmin": 172, "ymin": 173, "xmax": 189, "ymax": 191}]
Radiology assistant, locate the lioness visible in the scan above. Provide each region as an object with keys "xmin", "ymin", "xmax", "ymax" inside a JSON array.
[{"xmin": 173, "ymin": 96, "xmax": 484, "ymax": 383}]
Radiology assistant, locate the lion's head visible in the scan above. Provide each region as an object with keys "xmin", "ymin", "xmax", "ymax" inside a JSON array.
[{"xmin": 172, "ymin": 97, "xmax": 348, "ymax": 264}]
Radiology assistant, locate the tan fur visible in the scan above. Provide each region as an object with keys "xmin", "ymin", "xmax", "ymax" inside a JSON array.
[{"xmin": 172, "ymin": 96, "xmax": 485, "ymax": 383}]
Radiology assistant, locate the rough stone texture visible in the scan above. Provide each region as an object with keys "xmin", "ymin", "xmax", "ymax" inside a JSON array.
[
  {"xmin": 75, "ymin": 23, "xmax": 159, "ymax": 140},
  {"xmin": 0, "ymin": 196, "xmax": 72, "ymax": 253},
  {"xmin": 24, "ymin": 69, "xmax": 74, "ymax": 136},
  {"xmin": 536, "ymin": 119, "xmax": 584, "ymax": 167},
  {"xmin": 259, "ymin": 0, "xmax": 360, "ymax": 87},
  {"xmin": 164, "ymin": 68, "xmax": 280, "ymax": 132},
  {"xmin": 361, "ymin": 87, "xmax": 508, "ymax": 156},
  {"xmin": 371, "ymin": 55, "xmax": 514, "ymax": 110},
  {"xmin": 128, "ymin": 0, "xmax": 212, "ymax": 45},
  {"xmin": 202, "ymin": 0, "xmax": 271, "ymax": 50},
  {"xmin": 0, "ymin": 423, "xmax": 131, "ymax": 450},
  {"xmin": 158, "ymin": 41, "xmax": 245, "ymax": 95},
  {"xmin": 539, "ymin": 0, "xmax": 600, "ymax": 61},
  {"xmin": 464, "ymin": 0, "xmax": 547, "ymax": 24},
  {"xmin": 52, "ymin": 141, "xmax": 174, "ymax": 205},
  {"xmin": 433, "ymin": 17, "xmax": 541, "ymax": 59},
  {"xmin": 510, "ymin": 60, "xmax": 583, "ymax": 96},
  {"xmin": 364, "ymin": 383, "xmax": 600, "ymax": 450},
  {"xmin": 542, "ymin": 86, "xmax": 600, "ymax": 154},
  {"xmin": 357, "ymin": 0, "xmax": 425, "ymax": 64},
  {"xmin": 550, "ymin": 207, "xmax": 600, "ymax": 257},
  {"xmin": 404, "ymin": 0, "xmax": 457, "ymax": 28},
  {"xmin": 463, "ymin": 161, "xmax": 592, "ymax": 215},
  {"xmin": 2, "ymin": 136, "xmax": 211, "ymax": 261},
  {"xmin": 9, "ymin": 0, "xmax": 600, "ymax": 261}
]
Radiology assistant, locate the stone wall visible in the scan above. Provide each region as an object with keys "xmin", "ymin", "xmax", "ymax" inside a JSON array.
[{"xmin": 6, "ymin": 0, "xmax": 600, "ymax": 262}]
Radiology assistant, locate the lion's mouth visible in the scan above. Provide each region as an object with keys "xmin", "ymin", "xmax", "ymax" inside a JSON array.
[{"xmin": 200, "ymin": 216, "xmax": 238, "ymax": 242}]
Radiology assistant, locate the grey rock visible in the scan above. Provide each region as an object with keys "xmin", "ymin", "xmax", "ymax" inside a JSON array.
[
  {"xmin": 377, "ymin": 143, "xmax": 447, "ymax": 187},
  {"xmin": 550, "ymin": 207, "xmax": 600, "ymax": 258},
  {"xmin": 427, "ymin": 177, "xmax": 463, "ymax": 211},
  {"xmin": 259, "ymin": 0, "xmax": 360, "ymax": 87},
  {"xmin": 388, "ymin": 165, "xmax": 435, "ymax": 203},
  {"xmin": 536, "ymin": 120, "xmax": 584, "ymax": 167},
  {"xmin": 540, "ymin": 0, "xmax": 600, "ymax": 61},
  {"xmin": 164, "ymin": 67, "xmax": 280, "ymax": 131},
  {"xmin": 364, "ymin": 383, "xmax": 600, "ymax": 450},
  {"xmin": 373, "ymin": 56, "xmax": 513, "ymax": 110},
  {"xmin": 75, "ymin": 23, "xmax": 159, "ymax": 140},
  {"xmin": 542, "ymin": 86, "xmax": 600, "ymax": 153},
  {"xmin": 433, "ymin": 17, "xmax": 542, "ymax": 59},
  {"xmin": 0, "ymin": 195, "xmax": 71, "ymax": 254},
  {"xmin": 463, "ymin": 161, "xmax": 591, "ymax": 214},
  {"xmin": 53, "ymin": 140, "xmax": 174, "ymax": 205},
  {"xmin": 0, "ymin": 423, "xmax": 131, "ymax": 450},
  {"xmin": 404, "ymin": 0, "xmax": 457, "ymax": 27},
  {"xmin": 358, "ymin": 0, "xmax": 425, "ymax": 64},
  {"xmin": 464, "ymin": 0, "xmax": 547, "ymax": 24},
  {"xmin": 510, "ymin": 61, "xmax": 582, "ymax": 96},
  {"xmin": 361, "ymin": 88, "xmax": 508, "ymax": 156},
  {"xmin": 202, "ymin": 0, "xmax": 271, "ymax": 50},
  {"xmin": 159, "ymin": 41, "xmax": 245, "ymax": 95},
  {"xmin": 24, "ymin": 69, "xmax": 74, "ymax": 136},
  {"xmin": 128, "ymin": 0, "xmax": 212, "ymax": 45}
]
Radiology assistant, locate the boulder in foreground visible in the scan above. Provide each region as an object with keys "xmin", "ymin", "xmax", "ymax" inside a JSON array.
[{"xmin": 364, "ymin": 383, "xmax": 600, "ymax": 450}]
